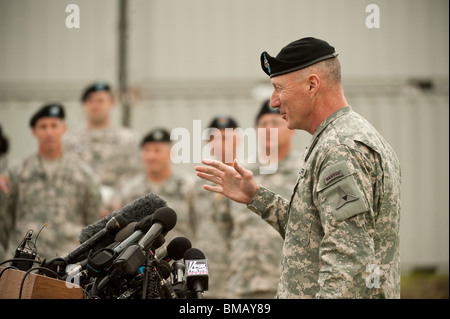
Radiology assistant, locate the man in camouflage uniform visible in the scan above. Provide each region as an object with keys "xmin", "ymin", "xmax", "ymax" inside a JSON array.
[
  {"xmin": 227, "ymin": 100, "xmax": 299, "ymax": 298},
  {"xmin": 110, "ymin": 128, "xmax": 196, "ymax": 242},
  {"xmin": 196, "ymin": 37, "xmax": 401, "ymax": 298},
  {"xmin": 0, "ymin": 125, "xmax": 9, "ymax": 261},
  {"xmin": 64, "ymin": 82, "xmax": 141, "ymax": 213},
  {"xmin": 0, "ymin": 124, "xmax": 8, "ymax": 174},
  {"xmin": 0, "ymin": 104, "xmax": 102, "ymax": 261},
  {"xmin": 191, "ymin": 115, "xmax": 239, "ymax": 298}
]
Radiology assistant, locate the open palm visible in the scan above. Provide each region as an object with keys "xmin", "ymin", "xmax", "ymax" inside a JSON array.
[{"xmin": 195, "ymin": 159, "xmax": 259, "ymax": 205}]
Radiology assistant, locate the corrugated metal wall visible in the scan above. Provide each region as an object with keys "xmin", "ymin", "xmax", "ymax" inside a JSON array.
[{"xmin": 0, "ymin": 0, "xmax": 448, "ymax": 272}]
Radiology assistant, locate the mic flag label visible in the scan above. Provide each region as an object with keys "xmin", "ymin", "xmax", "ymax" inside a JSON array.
[{"xmin": 186, "ymin": 260, "xmax": 208, "ymax": 275}]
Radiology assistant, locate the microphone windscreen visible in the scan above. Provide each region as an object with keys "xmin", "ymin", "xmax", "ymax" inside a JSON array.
[
  {"xmin": 79, "ymin": 193, "xmax": 167, "ymax": 244},
  {"xmin": 114, "ymin": 222, "xmax": 138, "ymax": 242},
  {"xmin": 167, "ymin": 237, "xmax": 192, "ymax": 260},
  {"xmin": 184, "ymin": 248, "xmax": 206, "ymax": 260},
  {"xmin": 152, "ymin": 207, "xmax": 177, "ymax": 233},
  {"xmin": 134, "ymin": 215, "xmax": 154, "ymax": 232}
]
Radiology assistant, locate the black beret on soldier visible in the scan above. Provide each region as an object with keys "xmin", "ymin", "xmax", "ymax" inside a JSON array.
[
  {"xmin": 141, "ymin": 128, "xmax": 171, "ymax": 147},
  {"xmin": 81, "ymin": 82, "xmax": 112, "ymax": 102},
  {"xmin": 29, "ymin": 103, "xmax": 65, "ymax": 127},
  {"xmin": 255, "ymin": 99, "xmax": 280, "ymax": 124},
  {"xmin": 261, "ymin": 37, "xmax": 338, "ymax": 78}
]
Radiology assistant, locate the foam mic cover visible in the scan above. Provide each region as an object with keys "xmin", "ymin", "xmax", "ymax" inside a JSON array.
[
  {"xmin": 114, "ymin": 222, "xmax": 138, "ymax": 242},
  {"xmin": 152, "ymin": 207, "xmax": 177, "ymax": 233},
  {"xmin": 167, "ymin": 237, "xmax": 192, "ymax": 260},
  {"xmin": 135, "ymin": 215, "xmax": 154, "ymax": 232},
  {"xmin": 79, "ymin": 193, "xmax": 167, "ymax": 248},
  {"xmin": 184, "ymin": 248, "xmax": 206, "ymax": 260},
  {"xmin": 138, "ymin": 207, "xmax": 177, "ymax": 251}
]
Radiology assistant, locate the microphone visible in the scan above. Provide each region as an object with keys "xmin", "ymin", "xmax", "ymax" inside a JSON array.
[
  {"xmin": 158, "ymin": 260, "xmax": 172, "ymax": 280},
  {"xmin": 172, "ymin": 260, "xmax": 186, "ymax": 289},
  {"xmin": 114, "ymin": 222, "xmax": 138, "ymax": 242},
  {"xmin": 156, "ymin": 237, "xmax": 192, "ymax": 262},
  {"xmin": 184, "ymin": 248, "xmax": 209, "ymax": 299},
  {"xmin": 63, "ymin": 215, "xmax": 127, "ymax": 264},
  {"xmin": 79, "ymin": 193, "xmax": 167, "ymax": 247},
  {"xmin": 114, "ymin": 207, "xmax": 177, "ymax": 276},
  {"xmin": 112, "ymin": 216, "xmax": 153, "ymax": 254},
  {"xmin": 157, "ymin": 259, "xmax": 178, "ymax": 299},
  {"xmin": 138, "ymin": 207, "xmax": 177, "ymax": 251},
  {"xmin": 63, "ymin": 220, "xmax": 145, "ymax": 280}
]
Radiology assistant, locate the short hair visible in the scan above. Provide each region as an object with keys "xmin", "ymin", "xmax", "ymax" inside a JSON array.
[{"xmin": 296, "ymin": 57, "xmax": 342, "ymax": 85}]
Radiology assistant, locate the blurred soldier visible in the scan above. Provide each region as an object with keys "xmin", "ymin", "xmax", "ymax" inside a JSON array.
[
  {"xmin": 191, "ymin": 115, "xmax": 239, "ymax": 298},
  {"xmin": 110, "ymin": 128, "xmax": 196, "ymax": 241},
  {"xmin": 0, "ymin": 124, "xmax": 8, "ymax": 174},
  {"xmin": 0, "ymin": 103, "xmax": 102, "ymax": 260},
  {"xmin": 0, "ymin": 124, "xmax": 10, "ymax": 260},
  {"xmin": 196, "ymin": 37, "xmax": 401, "ymax": 298},
  {"xmin": 227, "ymin": 99, "xmax": 299, "ymax": 298},
  {"xmin": 64, "ymin": 82, "xmax": 141, "ymax": 212}
]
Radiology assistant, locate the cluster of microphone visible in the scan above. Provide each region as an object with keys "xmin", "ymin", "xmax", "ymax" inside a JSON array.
[{"xmin": 3, "ymin": 193, "xmax": 208, "ymax": 299}]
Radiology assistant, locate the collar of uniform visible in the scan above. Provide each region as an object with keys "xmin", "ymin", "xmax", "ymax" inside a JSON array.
[{"xmin": 304, "ymin": 105, "xmax": 352, "ymax": 162}]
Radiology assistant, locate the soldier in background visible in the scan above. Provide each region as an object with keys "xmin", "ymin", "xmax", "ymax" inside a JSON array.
[
  {"xmin": 110, "ymin": 128, "xmax": 196, "ymax": 242},
  {"xmin": 227, "ymin": 99, "xmax": 299, "ymax": 298},
  {"xmin": 0, "ymin": 103, "xmax": 102, "ymax": 260},
  {"xmin": 0, "ymin": 124, "xmax": 10, "ymax": 261},
  {"xmin": 191, "ymin": 115, "xmax": 239, "ymax": 298},
  {"xmin": 64, "ymin": 82, "xmax": 141, "ymax": 214},
  {"xmin": 0, "ymin": 124, "xmax": 8, "ymax": 174}
]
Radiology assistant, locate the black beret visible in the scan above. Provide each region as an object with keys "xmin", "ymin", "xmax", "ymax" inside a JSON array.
[
  {"xmin": 29, "ymin": 103, "xmax": 65, "ymax": 127},
  {"xmin": 81, "ymin": 82, "xmax": 111, "ymax": 101},
  {"xmin": 255, "ymin": 99, "xmax": 280, "ymax": 123},
  {"xmin": 141, "ymin": 128, "xmax": 171, "ymax": 146},
  {"xmin": 261, "ymin": 37, "xmax": 338, "ymax": 78},
  {"xmin": 0, "ymin": 124, "xmax": 9, "ymax": 154},
  {"xmin": 207, "ymin": 115, "xmax": 239, "ymax": 130}
]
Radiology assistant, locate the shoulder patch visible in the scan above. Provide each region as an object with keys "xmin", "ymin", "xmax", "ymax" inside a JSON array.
[
  {"xmin": 324, "ymin": 170, "xmax": 344, "ymax": 185},
  {"xmin": 336, "ymin": 185, "xmax": 359, "ymax": 209},
  {"xmin": 317, "ymin": 161, "xmax": 369, "ymax": 221}
]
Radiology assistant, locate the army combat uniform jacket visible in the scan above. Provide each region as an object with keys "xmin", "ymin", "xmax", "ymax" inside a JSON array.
[
  {"xmin": 0, "ymin": 153, "xmax": 102, "ymax": 260},
  {"xmin": 64, "ymin": 125, "xmax": 142, "ymax": 190},
  {"xmin": 247, "ymin": 106, "xmax": 401, "ymax": 298}
]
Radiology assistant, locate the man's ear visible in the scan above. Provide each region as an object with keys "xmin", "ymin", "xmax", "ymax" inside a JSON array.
[{"xmin": 308, "ymin": 74, "xmax": 320, "ymax": 95}]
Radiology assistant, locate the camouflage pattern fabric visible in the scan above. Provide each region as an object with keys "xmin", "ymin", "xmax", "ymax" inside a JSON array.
[
  {"xmin": 190, "ymin": 179, "xmax": 234, "ymax": 299},
  {"xmin": 64, "ymin": 125, "xmax": 142, "ymax": 190},
  {"xmin": 0, "ymin": 153, "xmax": 102, "ymax": 260},
  {"xmin": 227, "ymin": 151, "xmax": 301, "ymax": 298},
  {"xmin": 111, "ymin": 168, "xmax": 197, "ymax": 242},
  {"xmin": 247, "ymin": 106, "xmax": 401, "ymax": 299}
]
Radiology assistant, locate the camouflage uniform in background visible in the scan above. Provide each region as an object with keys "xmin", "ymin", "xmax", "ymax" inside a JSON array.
[
  {"xmin": 227, "ymin": 150, "xmax": 301, "ymax": 298},
  {"xmin": 0, "ymin": 153, "xmax": 103, "ymax": 260},
  {"xmin": 0, "ymin": 156, "xmax": 9, "ymax": 261},
  {"xmin": 112, "ymin": 168, "xmax": 197, "ymax": 243},
  {"xmin": 0, "ymin": 155, "xmax": 6, "ymax": 174},
  {"xmin": 247, "ymin": 106, "xmax": 401, "ymax": 298},
  {"xmin": 64, "ymin": 125, "xmax": 142, "ymax": 191},
  {"xmin": 190, "ymin": 179, "xmax": 234, "ymax": 299}
]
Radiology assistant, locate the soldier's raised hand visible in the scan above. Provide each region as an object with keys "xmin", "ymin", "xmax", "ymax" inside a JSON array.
[{"xmin": 195, "ymin": 159, "xmax": 259, "ymax": 205}]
